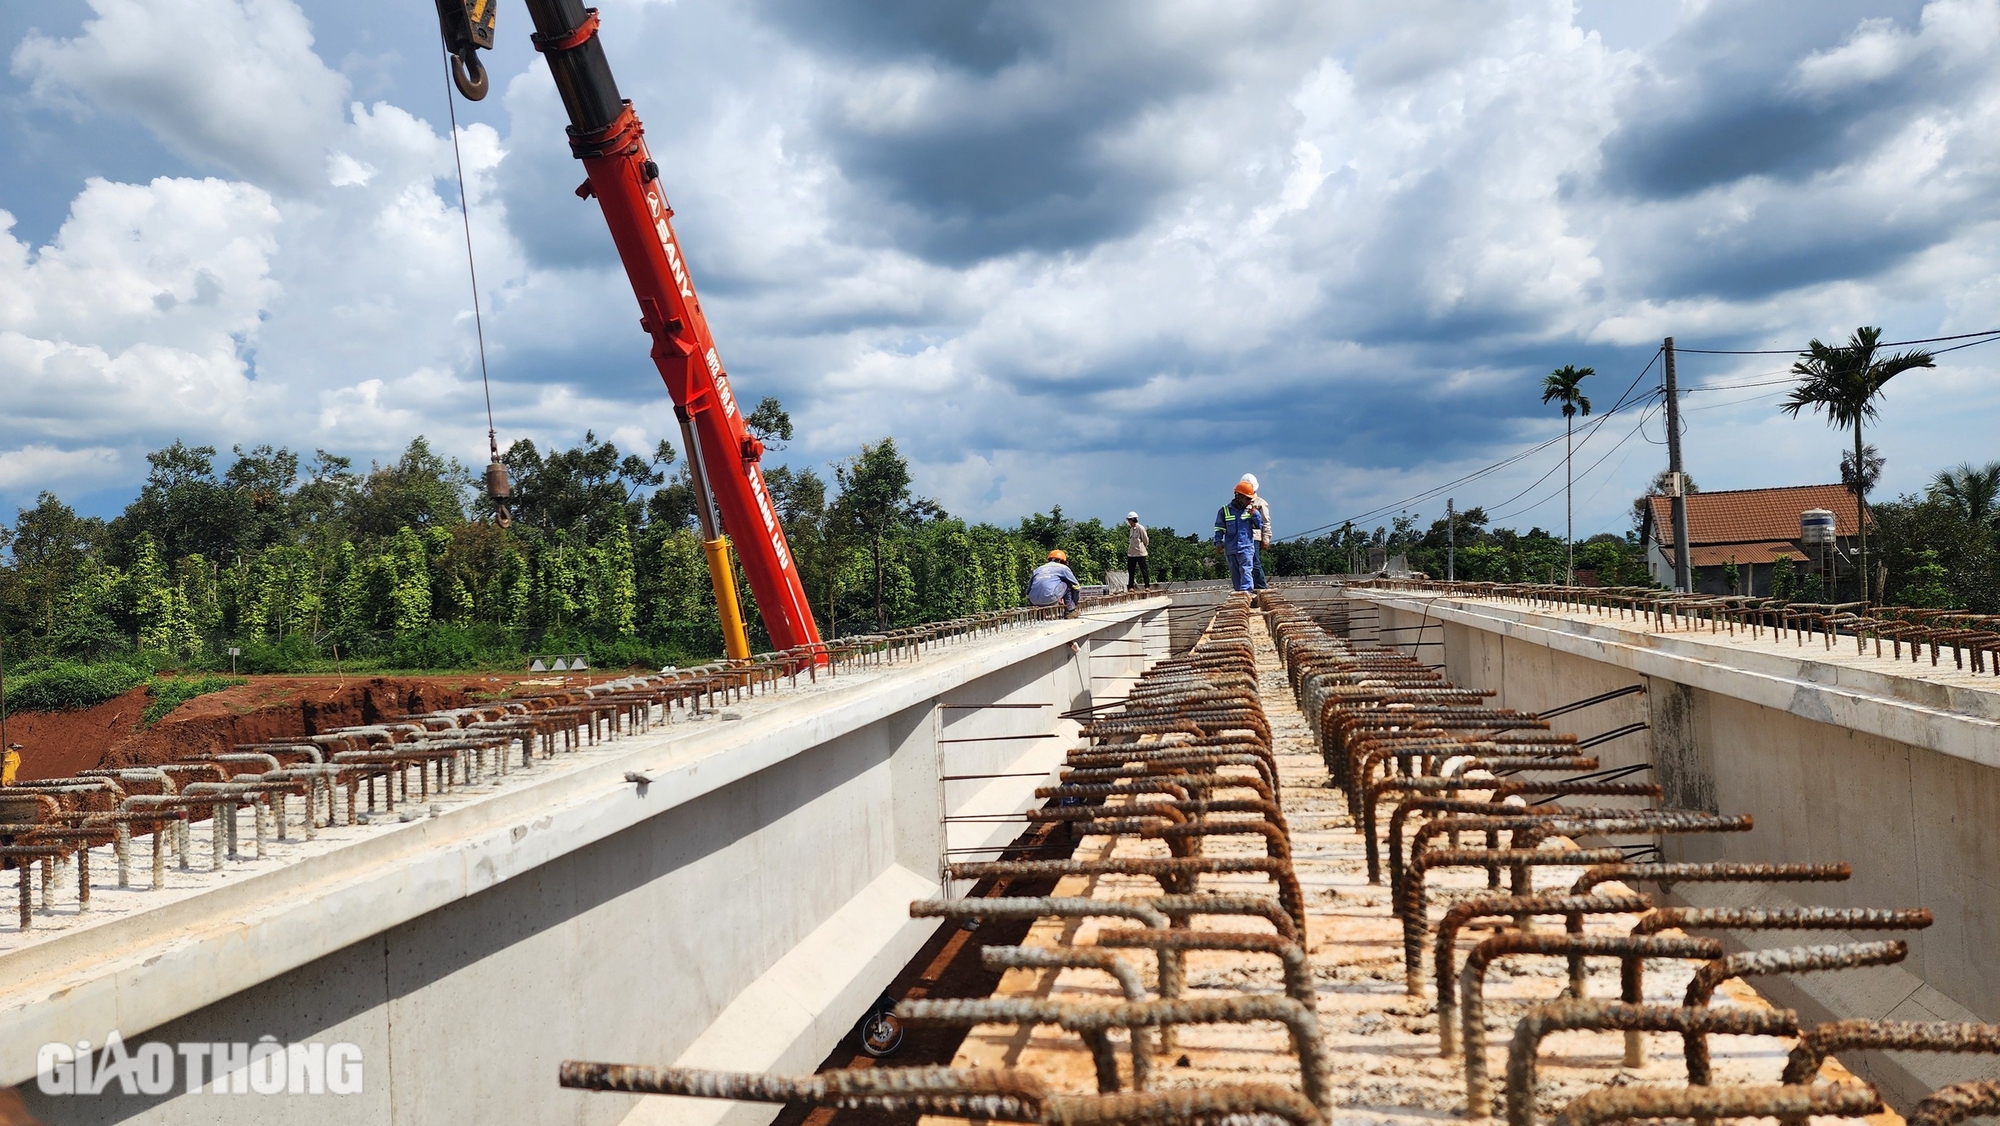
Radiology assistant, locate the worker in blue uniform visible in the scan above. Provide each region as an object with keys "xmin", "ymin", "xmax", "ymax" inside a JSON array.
[
  {"xmin": 1027, "ymin": 549, "xmax": 1082, "ymax": 618},
  {"xmin": 1213, "ymin": 480, "xmax": 1266, "ymax": 592}
]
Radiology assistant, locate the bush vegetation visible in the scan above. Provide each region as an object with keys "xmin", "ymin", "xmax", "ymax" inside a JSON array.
[{"xmin": 142, "ymin": 675, "xmax": 247, "ymax": 725}]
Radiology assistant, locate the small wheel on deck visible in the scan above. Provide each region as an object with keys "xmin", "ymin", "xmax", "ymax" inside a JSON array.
[{"xmin": 859, "ymin": 1010, "xmax": 903, "ymax": 1057}]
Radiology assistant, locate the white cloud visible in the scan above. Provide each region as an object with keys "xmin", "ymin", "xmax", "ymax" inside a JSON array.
[
  {"xmin": 2, "ymin": 0, "xmax": 2000, "ymax": 543},
  {"xmin": 13, "ymin": 0, "xmax": 351, "ymax": 189},
  {"xmin": 0, "ymin": 444, "xmax": 122, "ymax": 493}
]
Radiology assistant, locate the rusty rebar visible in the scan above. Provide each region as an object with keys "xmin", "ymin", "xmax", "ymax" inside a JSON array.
[
  {"xmin": 1504, "ymin": 1000, "xmax": 1799, "ymax": 1126},
  {"xmin": 895, "ymin": 994, "xmax": 1329, "ymax": 1115},
  {"xmin": 1548, "ymin": 1084, "xmax": 1879, "ymax": 1126},
  {"xmin": 1780, "ymin": 1019, "xmax": 2000, "ymax": 1085},
  {"xmin": 1432, "ymin": 893, "xmax": 1654, "ymax": 1055},
  {"xmin": 1680, "ymin": 940, "xmax": 1907, "ymax": 1083},
  {"xmin": 942, "ymin": 856, "xmax": 1307, "ymax": 936},
  {"xmin": 1459, "ymin": 934, "xmax": 1721, "ymax": 1110},
  {"xmin": 1631, "ymin": 905, "xmax": 1934, "ymax": 935},
  {"xmin": 980, "ymin": 946, "xmax": 1151, "ymax": 1091},
  {"xmin": 1096, "ymin": 928, "xmax": 1314, "ymax": 1010},
  {"xmin": 1401, "ymin": 848, "xmax": 1627, "ymax": 993},
  {"xmin": 1909, "ymin": 1080, "xmax": 2000, "ymax": 1126},
  {"xmin": 1569, "ymin": 861, "xmax": 1850, "ymax": 896}
]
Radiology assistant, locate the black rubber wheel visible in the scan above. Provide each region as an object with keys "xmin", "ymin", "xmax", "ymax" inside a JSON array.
[{"xmin": 859, "ymin": 1011, "xmax": 903, "ymax": 1057}]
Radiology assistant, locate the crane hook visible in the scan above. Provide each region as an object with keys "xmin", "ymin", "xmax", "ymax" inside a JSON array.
[
  {"xmin": 434, "ymin": 0, "xmax": 497, "ymax": 101},
  {"xmin": 451, "ymin": 49, "xmax": 490, "ymax": 101}
]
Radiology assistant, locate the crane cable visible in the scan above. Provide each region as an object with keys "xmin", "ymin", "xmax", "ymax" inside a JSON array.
[{"xmin": 442, "ymin": 55, "xmax": 509, "ymax": 525}]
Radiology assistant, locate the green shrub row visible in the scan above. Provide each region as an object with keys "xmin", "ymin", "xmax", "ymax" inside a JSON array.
[
  {"xmin": 142, "ymin": 675, "xmax": 248, "ymax": 725},
  {"xmin": 3, "ymin": 659, "xmax": 151, "ymax": 713}
]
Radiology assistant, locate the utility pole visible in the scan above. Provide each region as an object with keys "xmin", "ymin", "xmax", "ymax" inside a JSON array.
[
  {"xmin": 1446, "ymin": 498, "xmax": 1455, "ymax": 581},
  {"xmin": 1663, "ymin": 336, "xmax": 1692, "ymax": 593}
]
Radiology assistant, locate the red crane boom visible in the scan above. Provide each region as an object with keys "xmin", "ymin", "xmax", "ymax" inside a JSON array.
[{"xmin": 435, "ymin": 0, "xmax": 823, "ymax": 659}]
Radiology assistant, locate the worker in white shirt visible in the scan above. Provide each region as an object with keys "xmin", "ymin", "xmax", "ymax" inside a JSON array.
[{"xmin": 1124, "ymin": 512, "xmax": 1151, "ymax": 589}]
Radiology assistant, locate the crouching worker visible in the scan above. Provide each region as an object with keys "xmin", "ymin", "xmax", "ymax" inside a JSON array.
[
  {"xmin": 1028, "ymin": 549, "xmax": 1082, "ymax": 618},
  {"xmin": 1214, "ymin": 480, "xmax": 1266, "ymax": 592}
]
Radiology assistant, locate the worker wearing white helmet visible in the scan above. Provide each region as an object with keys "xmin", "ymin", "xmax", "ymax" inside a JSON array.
[
  {"xmin": 1239, "ymin": 475, "xmax": 1272, "ymax": 589},
  {"xmin": 1124, "ymin": 511, "xmax": 1151, "ymax": 590}
]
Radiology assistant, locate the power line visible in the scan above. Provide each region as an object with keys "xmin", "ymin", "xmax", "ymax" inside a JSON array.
[
  {"xmin": 1282, "ymin": 346, "xmax": 1663, "ymax": 542},
  {"xmin": 1675, "ymin": 329, "xmax": 2000, "ymax": 355},
  {"xmin": 1487, "ymin": 398, "xmax": 1661, "ymax": 524},
  {"xmin": 1680, "ymin": 387, "xmax": 1789, "ymax": 412},
  {"xmin": 1679, "ymin": 334, "xmax": 2000, "ymax": 392}
]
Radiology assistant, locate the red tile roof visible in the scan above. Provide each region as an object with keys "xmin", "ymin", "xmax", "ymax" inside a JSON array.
[
  {"xmin": 1687, "ymin": 541, "xmax": 1803, "ymax": 567},
  {"xmin": 1647, "ymin": 484, "xmax": 1862, "ymax": 548}
]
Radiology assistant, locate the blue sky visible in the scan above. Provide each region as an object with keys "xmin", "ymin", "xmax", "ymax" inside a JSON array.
[{"xmin": 4, "ymin": 0, "xmax": 1999, "ymax": 544}]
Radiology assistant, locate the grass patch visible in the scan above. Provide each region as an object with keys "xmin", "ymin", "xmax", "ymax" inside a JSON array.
[
  {"xmin": 4, "ymin": 660, "xmax": 151, "ymax": 713},
  {"xmin": 143, "ymin": 675, "xmax": 248, "ymax": 725}
]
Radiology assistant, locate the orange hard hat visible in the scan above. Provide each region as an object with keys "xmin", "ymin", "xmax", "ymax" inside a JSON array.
[
  {"xmin": 1234, "ymin": 480, "xmax": 1256, "ymax": 497},
  {"xmin": 1048, "ymin": 549, "xmax": 1067, "ymax": 562}
]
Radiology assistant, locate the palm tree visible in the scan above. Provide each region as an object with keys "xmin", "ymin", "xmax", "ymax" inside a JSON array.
[
  {"xmin": 1782, "ymin": 326, "xmax": 1933, "ymax": 603},
  {"xmin": 1541, "ymin": 364, "xmax": 1593, "ymax": 583},
  {"xmin": 1930, "ymin": 461, "xmax": 2000, "ymax": 528}
]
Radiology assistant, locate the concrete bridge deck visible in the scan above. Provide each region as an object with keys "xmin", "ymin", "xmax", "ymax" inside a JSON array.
[
  {"xmin": 6, "ymin": 597, "xmax": 1168, "ymax": 1124},
  {"xmin": 1347, "ymin": 584, "xmax": 2000, "ymax": 1105}
]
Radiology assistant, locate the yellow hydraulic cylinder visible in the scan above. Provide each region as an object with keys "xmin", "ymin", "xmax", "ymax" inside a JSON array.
[{"xmin": 703, "ymin": 535, "xmax": 753, "ymax": 661}]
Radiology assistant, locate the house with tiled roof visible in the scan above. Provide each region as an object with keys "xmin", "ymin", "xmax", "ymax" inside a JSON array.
[{"xmin": 1638, "ymin": 483, "xmax": 1864, "ymax": 595}]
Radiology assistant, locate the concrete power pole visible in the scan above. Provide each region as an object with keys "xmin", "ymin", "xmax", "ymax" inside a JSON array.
[
  {"xmin": 1446, "ymin": 497, "xmax": 1455, "ymax": 581},
  {"xmin": 1663, "ymin": 336, "xmax": 1693, "ymax": 594}
]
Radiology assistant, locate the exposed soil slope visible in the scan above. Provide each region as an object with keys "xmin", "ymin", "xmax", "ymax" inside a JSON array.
[{"xmin": 10, "ymin": 672, "xmax": 620, "ymax": 780}]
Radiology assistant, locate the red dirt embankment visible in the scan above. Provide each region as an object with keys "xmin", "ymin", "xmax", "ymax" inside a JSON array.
[{"xmin": 9, "ymin": 672, "xmax": 621, "ymax": 781}]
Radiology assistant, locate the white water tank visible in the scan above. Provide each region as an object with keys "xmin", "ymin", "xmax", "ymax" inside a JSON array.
[{"xmin": 1801, "ymin": 509, "xmax": 1836, "ymax": 547}]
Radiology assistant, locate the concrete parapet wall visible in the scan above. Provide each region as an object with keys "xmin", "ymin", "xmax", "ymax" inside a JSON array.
[
  {"xmin": 8, "ymin": 600, "xmax": 1169, "ymax": 1125},
  {"xmin": 1352, "ymin": 590, "xmax": 2000, "ymax": 1108}
]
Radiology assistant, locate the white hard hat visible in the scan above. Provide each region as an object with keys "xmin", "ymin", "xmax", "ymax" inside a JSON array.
[
  {"xmin": 1240, "ymin": 473, "xmax": 1259, "ymax": 490},
  {"xmin": 1126, "ymin": 511, "xmax": 1138, "ymax": 520}
]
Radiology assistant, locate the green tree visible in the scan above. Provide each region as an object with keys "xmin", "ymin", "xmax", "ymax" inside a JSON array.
[
  {"xmin": 587, "ymin": 520, "xmax": 639, "ymax": 637},
  {"xmin": 130, "ymin": 534, "xmax": 191, "ymax": 655},
  {"xmin": 110, "ymin": 442, "xmax": 235, "ymax": 564},
  {"xmin": 8, "ymin": 493, "xmax": 107, "ymax": 639},
  {"xmin": 502, "ymin": 432, "xmax": 666, "ymax": 538},
  {"xmin": 1771, "ymin": 554, "xmax": 1797, "ymax": 601},
  {"xmin": 833, "ymin": 438, "xmax": 923, "ymax": 629},
  {"xmin": 746, "ymin": 397, "xmax": 795, "ymax": 450},
  {"xmin": 223, "ymin": 444, "xmax": 301, "ymax": 552},
  {"xmin": 1632, "ymin": 469, "xmax": 1697, "ymax": 536},
  {"xmin": 1541, "ymin": 364, "xmax": 1593, "ymax": 584},
  {"xmin": 352, "ymin": 437, "xmax": 469, "ymax": 539},
  {"xmin": 1783, "ymin": 327, "xmax": 1934, "ymax": 603},
  {"xmin": 1901, "ymin": 548, "xmax": 1955, "ymax": 609},
  {"xmin": 1872, "ymin": 492, "xmax": 1999, "ymax": 614},
  {"xmin": 386, "ymin": 526, "xmax": 434, "ymax": 634},
  {"xmin": 1929, "ymin": 461, "xmax": 2000, "ymax": 529}
]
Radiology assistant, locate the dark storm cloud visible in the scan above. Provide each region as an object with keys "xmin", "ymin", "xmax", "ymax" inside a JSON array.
[
  {"xmin": 832, "ymin": 118, "xmax": 1166, "ymax": 265},
  {"xmin": 1596, "ymin": 0, "xmax": 1929, "ymax": 199},
  {"xmin": 752, "ymin": 0, "xmax": 1048, "ymax": 72},
  {"xmin": 751, "ymin": 1, "xmax": 1250, "ymax": 264}
]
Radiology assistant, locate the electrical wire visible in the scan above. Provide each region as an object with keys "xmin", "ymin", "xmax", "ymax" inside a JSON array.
[
  {"xmin": 1283, "ymin": 326, "xmax": 1994, "ymax": 544},
  {"xmin": 443, "ymin": 57, "xmax": 498, "ymax": 456},
  {"xmin": 1680, "ymin": 388, "xmax": 1790, "ymax": 412},
  {"xmin": 1283, "ymin": 346, "xmax": 1662, "ymax": 542},
  {"xmin": 1676, "ymin": 329, "xmax": 2000, "ymax": 355},
  {"xmin": 1487, "ymin": 398, "xmax": 1661, "ymax": 524},
  {"xmin": 1386, "ymin": 349, "xmax": 1662, "ymax": 525}
]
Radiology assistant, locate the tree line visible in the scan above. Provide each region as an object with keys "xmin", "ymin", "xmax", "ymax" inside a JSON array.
[{"xmin": 0, "ymin": 403, "xmax": 1217, "ymax": 674}]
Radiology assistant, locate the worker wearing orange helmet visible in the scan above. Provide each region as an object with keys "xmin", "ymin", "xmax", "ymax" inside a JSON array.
[
  {"xmin": 1214, "ymin": 479, "xmax": 1266, "ymax": 592},
  {"xmin": 1240, "ymin": 473, "xmax": 1272, "ymax": 589},
  {"xmin": 1027, "ymin": 549, "xmax": 1082, "ymax": 618}
]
